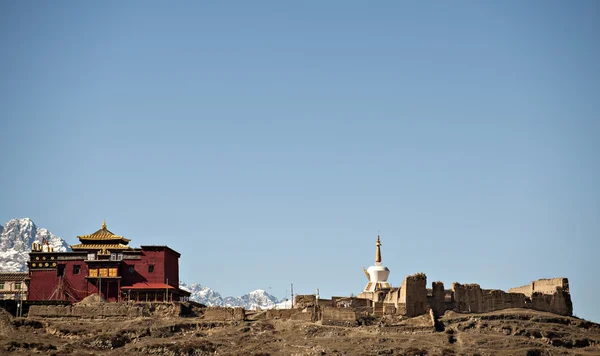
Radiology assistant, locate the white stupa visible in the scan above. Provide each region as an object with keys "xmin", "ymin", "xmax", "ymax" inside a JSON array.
[{"xmin": 363, "ymin": 234, "xmax": 391, "ymax": 292}]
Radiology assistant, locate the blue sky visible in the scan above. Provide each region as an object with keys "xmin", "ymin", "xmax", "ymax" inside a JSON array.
[{"xmin": 1, "ymin": 1, "xmax": 599, "ymax": 321}]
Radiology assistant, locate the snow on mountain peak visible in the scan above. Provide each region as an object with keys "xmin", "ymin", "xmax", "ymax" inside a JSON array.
[
  {"xmin": 0, "ymin": 218, "xmax": 71, "ymax": 272},
  {"xmin": 179, "ymin": 282, "xmax": 281, "ymax": 310}
]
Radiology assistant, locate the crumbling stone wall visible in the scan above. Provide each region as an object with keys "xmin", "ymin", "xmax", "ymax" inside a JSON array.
[
  {"xmin": 201, "ymin": 307, "xmax": 245, "ymax": 321},
  {"xmin": 291, "ymin": 311, "xmax": 313, "ymax": 321},
  {"xmin": 294, "ymin": 295, "xmax": 316, "ymax": 309},
  {"xmin": 508, "ymin": 278, "xmax": 569, "ymax": 297},
  {"xmin": 400, "ymin": 273, "xmax": 428, "ymax": 317},
  {"xmin": 332, "ymin": 297, "xmax": 370, "ymax": 309},
  {"xmin": 321, "ymin": 307, "xmax": 357, "ymax": 326},
  {"xmin": 317, "ymin": 298, "xmax": 333, "ymax": 308},
  {"xmin": 383, "ymin": 304, "xmax": 396, "ymax": 315},
  {"xmin": 430, "ymin": 282, "xmax": 445, "ymax": 316},
  {"xmin": 384, "ymin": 288, "xmax": 401, "ymax": 307},
  {"xmin": 529, "ymin": 289, "xmax": 572, "ymax": 316},
  {"xmin": 266, "ymin": 309, "xmax": 305, "ymax": 320},
  {"xmin": 27, "ymin": 302, "xmax": 246, "ymax": 319},
  {"xmin": 452, "ymin": 283, "xmax": 484, "ymax": 313},
  {"xmin": 508, "ymin": 284, "xmax": 532, "ymax": 296},
  {"xmin": 28, "ymin": 304, "xmax": 146, "ymax": 318},
  {"xmin": 452, "ymin": 282, "xmax": 572, "ymax": 316}
]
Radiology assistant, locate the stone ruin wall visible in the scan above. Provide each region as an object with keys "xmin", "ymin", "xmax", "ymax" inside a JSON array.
[
  {"xmin": 24, "ymin": 277, "xmax": 572, "ymax": 323},
  {"xmin": 294, "ymin": 294, "xmax": 316, "ymax": 309},
  {"xmin": 429, "ymin": 281, "xmax": 446, "ymax": 316},
  {"xmin": 321, "ymin": 307, "xmax": 358, "ymax": 326},
  {"xmin": 449, "ymin": 279, "xmax": 572, "ymax": 316},
  {"xmin": 509, "ymin": 278, "xmax": 569, "ymax": 297},
  {"xmin": 27, "ymin": 303, "xmax": 246, "ymax": 321},
  {"xmin": 399, "ymin": 273, "xmax": 428, "ymax": 317},
  {"xmin": 349, "ymin": 275, "xmax": 573, "ymax": 319},
  {"xmin": 28, "ymin": 302, "xmax": 174, "ymax": 318},
  {"xmin": 201, "ymin": 306, "xmax": 245, "ymax": 321},
  {"xmin": 508, "ymin": 284, "xmax": 532, "ymax": 296}
]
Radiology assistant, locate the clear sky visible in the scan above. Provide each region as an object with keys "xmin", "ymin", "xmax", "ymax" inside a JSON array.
[{"xmin": 1, "ymin": 1, "xmax": 599, "ymax": 321}]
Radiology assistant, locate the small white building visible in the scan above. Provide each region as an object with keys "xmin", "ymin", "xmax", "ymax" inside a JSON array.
[{"xmin": 0, "ymin": 272, "xmax": 28, "ymax": 300}]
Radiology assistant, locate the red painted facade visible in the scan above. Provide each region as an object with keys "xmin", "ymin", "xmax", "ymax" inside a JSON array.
[{"xmin": 27, "ymin": 223, "xmax": 189, "ymax": 302}]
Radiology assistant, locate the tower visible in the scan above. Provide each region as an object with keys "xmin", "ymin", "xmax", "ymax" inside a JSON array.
[{"xmin": 363, "ymin": 234, "xmax": 391, "ymax": 292}]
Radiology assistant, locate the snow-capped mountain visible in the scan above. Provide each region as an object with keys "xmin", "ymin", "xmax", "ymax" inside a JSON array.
[
  {"xmin": 0, "ymin": 218, "xmax": 70, "ymax": 272},
  {"xmin": 179, "ymin": 282, "xmax": 226, "ymax": 306},
  {"xmin": 179, "ymin": 282, "xmax": 280, "ymax": 310}
]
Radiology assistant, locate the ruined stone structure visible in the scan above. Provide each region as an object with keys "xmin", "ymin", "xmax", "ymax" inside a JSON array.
[
  {"xmin": 332, "ymin": 234, "xmax": 575, "ymax": 322},
  {"xmin": 16, "ymin": 231, "xmax": 573, "ymax": 327},
  {"xmin": 509, "ymin": 278, "xmax": 569, "ymax": 297}
]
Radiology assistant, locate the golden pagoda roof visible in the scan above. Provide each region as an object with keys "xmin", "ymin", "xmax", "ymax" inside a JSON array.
[
  {"xmin": 71, "ymin": 243, "xmax": 132, "ymax": 250},
  {"xmin": 77, "ymin": 220, "xmax": 131, "ymax": 243}
]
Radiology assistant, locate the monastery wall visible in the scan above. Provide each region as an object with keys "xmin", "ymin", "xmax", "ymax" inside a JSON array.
[
  {"xmin": 452, "ymin": 282, "xmax": 572, "ymax": 316},
  {"xmin": 399, "ymin": 273, "xmax": 428, "ymax": 317},
  {"xmin": 508, "ymin": 278, "xmax": 568, "ymax": 297}
]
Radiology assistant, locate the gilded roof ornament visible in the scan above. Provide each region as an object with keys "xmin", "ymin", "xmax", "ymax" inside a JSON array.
[
  {"xmin": 375, "ymin": 234, "xmax": 382, "ymax": 263},
  {"xmin": 102, "ymin": 220, "xmax": 107, "ymax": 230},
  {"xmin": 363, "ymin": 266, "xmax": 371, "ymax": 281}
]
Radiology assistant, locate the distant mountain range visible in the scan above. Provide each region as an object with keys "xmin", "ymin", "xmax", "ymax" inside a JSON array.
[
  {"xmin": 178, "ymin": 282, "xmax": 286, "ymax": 309},
  {"xmin": 0, "ymin": 218, "xmax": 285, "ymax": 310}
]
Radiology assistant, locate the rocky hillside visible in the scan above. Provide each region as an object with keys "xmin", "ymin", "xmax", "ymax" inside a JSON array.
[
  {"xmin": 1, "ymin": 307, "xmax": 599, "ymax": 355},
  {"xmin": 0, "ymin": 218, "xmax": 70, "ymax": 272}
]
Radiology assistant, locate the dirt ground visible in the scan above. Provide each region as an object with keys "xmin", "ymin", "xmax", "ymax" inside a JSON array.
[{"xmin": 0, "ymin": 308, "xmax": 598, "ymax": 355}]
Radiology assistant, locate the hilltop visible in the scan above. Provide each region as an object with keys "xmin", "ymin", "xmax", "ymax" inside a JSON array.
[{"xmin": 0, "ymin": 307, "xmax": 599, "ymax": 355}]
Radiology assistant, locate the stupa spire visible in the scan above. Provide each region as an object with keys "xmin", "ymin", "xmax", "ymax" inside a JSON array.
[{"xmin": 375, "ymin": 234, "xmax": 382, "ymax": 264}]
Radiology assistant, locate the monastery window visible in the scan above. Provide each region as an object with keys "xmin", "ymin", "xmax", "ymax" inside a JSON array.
[
  {"xmin": 0, "ymin": 282, "xmax": 4, "ymax": 290},
  {"xmin": 15, "ymin": 283, "xmax": 22, "ymax": 290},
  {"xmin": 109, "ymin": 268, "xmax": 118, "ymax": 277},
  {"xmin": 73, "ymin": 265, "xmax": 81, "ymax": 275},
  {"xmin": 89, "ymin": 269, "xmax": 98, "ymax": 277},
  {"xmin": 148, "ymin": 264, "xmax": 154, "ymax": 273},
  {"xmin": 87, "ymin": 253, "xmax": 95, "ymax": 261},
  {"xmin": 99, "ymin": 268, "xmax": 108, "ymax": 277},
  {"xmin": 110, "ymin": 253, "xmax": 116, "ymax": 261},
  {"xmin": 118, "ymin": 253, "xmax": 123, "ymax": 260}
]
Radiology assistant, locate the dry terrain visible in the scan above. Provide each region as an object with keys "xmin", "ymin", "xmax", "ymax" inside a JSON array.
[{"xmin": 1, "ymin": 308, "xmax": 599, "ymax": 355}]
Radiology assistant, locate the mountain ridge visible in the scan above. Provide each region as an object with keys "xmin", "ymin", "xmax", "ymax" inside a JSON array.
[{"xmin": 0, "ymin": 218, "xmax": 70, "ymax": 272}]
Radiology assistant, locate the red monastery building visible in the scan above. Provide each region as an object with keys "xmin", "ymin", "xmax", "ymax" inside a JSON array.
[{"xmin": 27, "ymin": 221, "xmax": 190, "ymax": 302}]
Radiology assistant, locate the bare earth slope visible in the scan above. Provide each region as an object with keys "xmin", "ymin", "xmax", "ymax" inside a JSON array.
[{"xmin": 1, "ymin": 308, "xmax": 598, "ymax": 355}]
